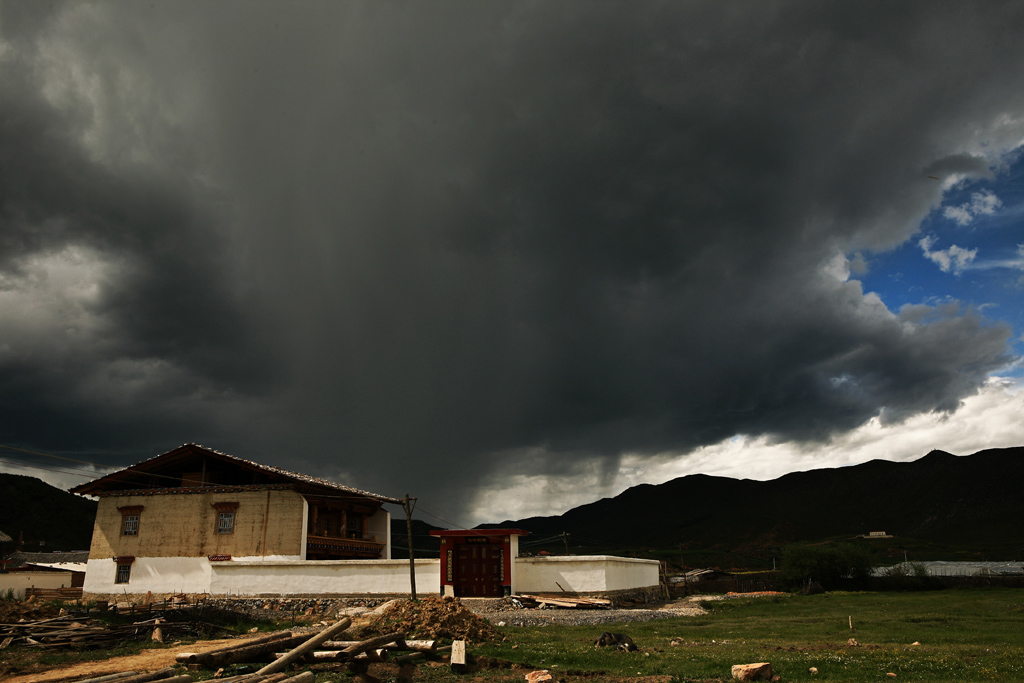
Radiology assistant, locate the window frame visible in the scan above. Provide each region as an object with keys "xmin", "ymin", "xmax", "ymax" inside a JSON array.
[
  {"xmin": 217, "ymin": 511, "xmax": 235, "ymax": 534},
  {"xmin": 117, "ymin": 505, "xmax": 144, "ymax": 537},
  {"xmin": 113, "ymin": 555, "xmax": 135, "ymax": 584},
  {"xmin": 212, "ymin": 501, "xmax": 239, "ymax": 535},
  {"xmin": 115, "ymin": 563, "xmax": 132, "ymax": 584}
]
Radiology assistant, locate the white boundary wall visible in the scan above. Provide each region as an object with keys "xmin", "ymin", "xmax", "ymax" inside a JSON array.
[
  {"xmin": 514, "ymin": 556, "xmax": 659, "ymax": 593},
  {"xmin": 82, "ymin": 554, "xmax": 302, "ymax": 596},
  {"xmin": 210, "ymin": 559, "xmax": 441, "ymax": 596},
  {"xmin": 83, "ymin": 554, "xmax": 657, "ymax": 597},
  {"xmin": 0, "ymin": 572, "xmax": 76, "ymax": 599}
]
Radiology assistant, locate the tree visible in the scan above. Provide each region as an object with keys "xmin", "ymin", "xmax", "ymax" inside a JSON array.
[{"xmin": 780, "ymin": 543, "xmax": 873, "ymax": 590}]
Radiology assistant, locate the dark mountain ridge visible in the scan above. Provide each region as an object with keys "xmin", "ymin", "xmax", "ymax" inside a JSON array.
[
  {"xmin": 483, "ymin": 447, "xmax": 1024, "ymax": 556},
  {"xmin": 0, "ymin": 473, "xmax": 98, "ymax": 552}
]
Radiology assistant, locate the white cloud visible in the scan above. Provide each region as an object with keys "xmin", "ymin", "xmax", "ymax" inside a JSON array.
[
  {"xmin": 465, "ymin": 378, "xmax": 1024, "ymax": 525},
  {"xmin": 943, "ymin": 190, "xmax": 1002, "ymax": 226},
  {"xmin": 919, "ymin": 235, "xmax": 977, "ymax": 274}
]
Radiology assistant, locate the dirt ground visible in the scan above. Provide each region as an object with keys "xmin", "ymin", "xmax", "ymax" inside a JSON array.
[{"xmin": 2, "ymin": 635, "xmax": 245, "ymax": 683}]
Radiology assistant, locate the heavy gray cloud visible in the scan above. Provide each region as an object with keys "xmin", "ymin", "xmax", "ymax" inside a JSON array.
[{"xmin": 1, "ymin": 1, "xmax": 1021, "ymax": 520}]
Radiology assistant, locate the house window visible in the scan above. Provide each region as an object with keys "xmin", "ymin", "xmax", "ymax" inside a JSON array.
[
  {"xmin": 118, "ymin": 505, "xmax": 144, "ymax": 536},
  {"xmin": 212, "ymin": 501, "xmax": 239, "ymax": 534},
  {"xmin": 113, "ymin": 555, "xmax": 135, "ymax": 584}
]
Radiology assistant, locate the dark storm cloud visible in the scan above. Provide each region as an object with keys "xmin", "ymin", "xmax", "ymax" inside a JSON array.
[
  {"xmin": 2, "ymin": 1, "xmax": 1022, "ymax": 516},
  {"xmin": 0, "ymin": 38, "xmax": 279, "ymax": 456}
]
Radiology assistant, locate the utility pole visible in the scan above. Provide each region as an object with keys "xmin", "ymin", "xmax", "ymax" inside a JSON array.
[
  {"xmin": 561, "ymin": 531, "xmax": 570, "ymax": 555},
  {"xmin": 402, "ymin": 494, "xmax": 418, "ymax": 601}
]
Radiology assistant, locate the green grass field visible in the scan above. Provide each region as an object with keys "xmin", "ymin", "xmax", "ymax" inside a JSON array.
[{"xmin": 460, "ymin": 589, "xmax": 1024, "ymax": 682}]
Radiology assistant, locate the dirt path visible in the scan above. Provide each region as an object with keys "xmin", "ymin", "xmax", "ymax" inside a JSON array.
[{"xmin": 4, "ymin": 635, "xmax": 251, "ymax": 683}]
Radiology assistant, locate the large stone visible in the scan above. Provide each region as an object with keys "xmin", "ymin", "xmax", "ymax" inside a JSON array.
[{"xmin": 732, "ymin": 662, "xmax": 774, "ymax": 681}]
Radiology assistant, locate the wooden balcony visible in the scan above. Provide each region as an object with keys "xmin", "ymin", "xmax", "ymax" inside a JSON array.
[{"xmin": 305, "ymin": 534, "xmax": 384, "ymax": 559}]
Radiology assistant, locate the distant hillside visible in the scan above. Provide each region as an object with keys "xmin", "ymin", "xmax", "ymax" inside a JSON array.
[
  {"xmin": 482, "ymin": 447, "xmax": 1024, "ymax": 561},
  {"xmin": 390, "ymin": 517, "xmax": 445, "ymax": 559},
  {"xmin": 0, "ymin": 473, "xmax": 97, "ymax": 551}
]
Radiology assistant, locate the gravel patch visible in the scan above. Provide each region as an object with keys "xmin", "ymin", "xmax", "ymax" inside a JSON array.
[{"xmin": 466, "ymin": 598, "xmax": 710, "ymax": 627}]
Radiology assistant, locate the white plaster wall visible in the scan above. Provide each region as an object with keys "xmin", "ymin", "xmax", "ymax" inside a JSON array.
[
  {"xmin": 211, "ymin": 559, "xmax": 441, "ymax": 596},
  {"xmin": 514, "ymin": 556, "xmax": 660, "ymax": 593},
  {"xmin": 82, "ymin": 554, "xmax": 304, "ymax": 596},
  {"xmin": 602, "ymin": 557, "xmax": 661, "ymax": 591},
  {"xmin": 83, "ymin": 557, "xmax": 211, "ymax": 596},
  {"xmin": 509, "ymin": 536, "xmax": 520, "ymax": 591},
  {"xmin": 367, "ymin": 509, "xmax": 391, "ymax": 560},
  {"xmin": 0, "ymin": 572, "xmax": 75, "ymax": 599},
  {"xmin": 299, "ymin": 498, "xmax": 308, "ymax": 561}
]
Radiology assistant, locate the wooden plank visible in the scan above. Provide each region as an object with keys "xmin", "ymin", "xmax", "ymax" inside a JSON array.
[{"xmin": 450, "ymin": 639, "xmax": 466, "ymax": 671}]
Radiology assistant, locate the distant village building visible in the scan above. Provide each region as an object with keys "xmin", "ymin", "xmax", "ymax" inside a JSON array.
[{"xmin": 0, "ymin": 551, "xmax": 88, "ymax": 599}]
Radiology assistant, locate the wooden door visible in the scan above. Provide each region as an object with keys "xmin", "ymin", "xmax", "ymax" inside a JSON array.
[{"xmin": 454, "ymin": 543, "xmax": 504, "ymax": 597}]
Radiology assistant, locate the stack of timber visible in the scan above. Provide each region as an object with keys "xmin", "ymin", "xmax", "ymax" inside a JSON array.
[
  {"xmin": 178, "ymin": 617, "xmax": 466, "ymax": 683},
  {"xmin": 0, "ymin": 615, "xmax": 179, "ymax": 649},
  {"xmin": 515, "ymin": 594, "xmax": 611, "ymax": 609},
  {"xmin": 67, "ymin": 668, "xmax": 192, "ymax": 683}
]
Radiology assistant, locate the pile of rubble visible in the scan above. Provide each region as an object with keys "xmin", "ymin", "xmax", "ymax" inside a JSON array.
[
  {"xmin": 358, "ymin": 596, "xmax": 500, "ymax": 642},
  {"xmin": 0, "ymin": 599, "xmax": 59, "ymax": 624}
]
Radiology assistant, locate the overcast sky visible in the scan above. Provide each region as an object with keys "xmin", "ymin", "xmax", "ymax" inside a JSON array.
[{"xmin": 2, "ymin": 1, "xmax": 1024, "ymax": 527}]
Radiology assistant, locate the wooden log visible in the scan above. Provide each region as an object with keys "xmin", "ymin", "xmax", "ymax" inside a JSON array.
[
  {"xmin": 207, "ymin": 634, "xmax": 310, "ymax": 667},
  {"xmin": 255, "ymin": 617, "xmax": 352, "ymax": 675},
  {"xmin": 450, "ymin": 639, "xmax": 467, "ymax": 672},
  {"xmin": 278, "ymin": 673, "xmax": 314, "ymax": 683},
  {"xmin": 398, "ymin": 639, "xmax": 436, "ymax": 652},
  {"xmin": 319, "ymin": 640, "xmax": 362, "ymax": 649},
  {"xmin": 274, "ymin": 648, "xmax": 389, "ymax": 663},
  {"xmin": 182, "ymin": 630, "xmax": 295, "ymax": 662},
  {"xmin": 58, "ymin": 672, "xmax": 141, "ymax": 683},
  {"xmin": 354, "ymin": 649, "xmax": 389, "ymax": 663},
  {"xmin": 211, "ymin": 673, "xmax": 289, "ymax": 683},
  {"xmin": 101, "ymin": 667, "xmax": 178, "ymax": 683},
  {"xmin": 340, "ymin": 632, "xmax": 404, "ymax": 658},
  {"xmin": 392, "ymin": 651, "xmax": 425, "ymax": 664},
  {"xmin": 175, "ymin": 631, "xmax": 296, "ymax": 665}
]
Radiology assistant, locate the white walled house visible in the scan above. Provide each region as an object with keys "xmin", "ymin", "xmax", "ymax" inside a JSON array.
[{"xmin": 72, "ymin": 443, "xmax": 398, "ymax": 598}]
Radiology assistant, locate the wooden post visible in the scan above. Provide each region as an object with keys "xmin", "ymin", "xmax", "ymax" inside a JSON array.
[{"xmin": 402, "ymin": 494, "xmax": 418, "ymax": 601}]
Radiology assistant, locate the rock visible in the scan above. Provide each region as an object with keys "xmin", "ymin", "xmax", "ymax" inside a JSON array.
[
  {"xmin": 809, "ymin": 666, "xmax": 818, "ymax": 674},
  {"xmin": 887, "ymin": 674, "xmax": 897, "ymax": 678},
  {"xmin": 848, "ymin": 638, "xmax": 859, "ymax": 646},
  {"xmin": 911, "ymin": 641, "xmax": 920, "ymax": 646},
  {"xmin": 525, "ymin": 671, "xmax": 552, "ymax": 682},
  {"xmin": 370, "ymin": 599, "xmax": 400, "ymax": 615},
  {"xmin": 731, "ymin": 662, "xmax": 774, "ymax": 681},
  {"xmin": 771, "ymin": 677, "xmax": 781, "ymax": 682}
]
